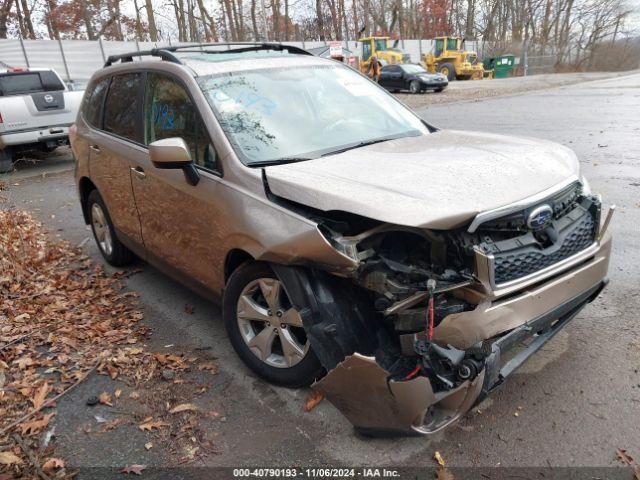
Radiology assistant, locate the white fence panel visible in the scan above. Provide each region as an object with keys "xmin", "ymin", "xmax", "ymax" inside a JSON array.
[
  {"xmin": 0, "ymin": 39, "xmax": 29, "ymax": 68},
  {"xmin": 0, "ymin": 38, "xmax": 495, "ymax": 81},
  {"xmin": 22, "ymin": 40, "xmax": 67, "ymax": 77},
  {"xmin": 60, "ymin": 40, "xmax": 104, "ymax": 81}
]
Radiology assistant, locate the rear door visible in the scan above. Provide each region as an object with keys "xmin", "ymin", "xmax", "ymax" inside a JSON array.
[
  {"xmin": 130, "ymin": 71, "xmax": 225, "ymax": 289},
  {"xmin": 87, "ymin": 73, "xmax": 144, "ymax": 247}
]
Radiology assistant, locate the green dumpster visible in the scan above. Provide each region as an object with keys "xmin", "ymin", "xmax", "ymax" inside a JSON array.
[{"xmin": 483, "ymin": 54, "xmax": 515, "ymax": 78}]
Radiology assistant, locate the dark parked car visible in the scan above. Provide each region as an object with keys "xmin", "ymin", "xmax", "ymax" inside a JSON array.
[{"xmin": 379, "ymin": 64, "xmax": 448, "ymax": 93}]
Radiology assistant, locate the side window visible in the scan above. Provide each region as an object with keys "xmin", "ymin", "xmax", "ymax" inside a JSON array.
[
  {"xmin": 144, "ymin": 73, "xmax": 219, "ymax": 173},
  {"xmin": 82, "ymin": 77, "xmax": 109, "ymax": 128},
  {"xmin": 103, "ymin": 73, "xmax": 142, "ymax": 142},
  {"xmin": 362, "ymin": 42, "xmax": 371, "ymax": 61}
]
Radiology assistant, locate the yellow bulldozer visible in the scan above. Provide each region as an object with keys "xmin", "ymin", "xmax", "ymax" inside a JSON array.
[
  {"xmin": 422, "ymin": 36, "xmax": 485, "ymax": 81},
  {"xmin": 358, "ymin": 36, "xmax": 411, "ymax": 75}
]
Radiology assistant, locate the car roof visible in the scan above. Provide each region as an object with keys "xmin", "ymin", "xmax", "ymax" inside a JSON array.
[{"xmin": 180, "ymin": 53, "xmax": 333, "ymax": 76}]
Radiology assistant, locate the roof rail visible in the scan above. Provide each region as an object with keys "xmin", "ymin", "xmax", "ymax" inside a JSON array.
[
  {"xmin": 104, "ymin": 49, "xmax": 182, "ymax": 67},
  {"xmin": 164, "ymin": 42, "xmax": 313, "ymax": 56},
  {"xmin": 103, "ymin": 42, "xmax": 312, "ymax": 67}
]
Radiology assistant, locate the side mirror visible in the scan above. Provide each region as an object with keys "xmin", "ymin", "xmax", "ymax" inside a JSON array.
[{"xmin": 148, "ymin": 137, "xmax": 199, "ymax": 186}]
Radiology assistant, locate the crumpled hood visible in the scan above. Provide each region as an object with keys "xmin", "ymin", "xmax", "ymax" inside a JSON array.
[{"xmin": 265, "ymin": 130, "xmax": 580, "ymax": 229}]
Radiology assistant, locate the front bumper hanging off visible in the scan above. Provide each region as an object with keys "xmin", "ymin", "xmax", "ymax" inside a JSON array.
[
  {"xmin": 315, "ymin": 279, "xmax": 607, "ymax": 436},
  {"xmin": 313, "ymin": 232, "xmax": 611, "ymax": 436}
]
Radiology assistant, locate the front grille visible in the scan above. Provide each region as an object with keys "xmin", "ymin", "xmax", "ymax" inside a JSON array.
[
  {"xmin": 492, "ymin": 212, "xmax": 595, "ymax": 284},
  {"xmin": 473, "ymin": 184, "xmax": 600, "ymax": 286}
]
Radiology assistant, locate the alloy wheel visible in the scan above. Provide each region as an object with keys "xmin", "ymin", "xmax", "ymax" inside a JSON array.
[
  {"xmin": 236, "ymin": 277, "xmax": 309, "ymax": 368},
  {"xmin": 91, "ymin": 203, "xmax": 113, "ymax": 256}
]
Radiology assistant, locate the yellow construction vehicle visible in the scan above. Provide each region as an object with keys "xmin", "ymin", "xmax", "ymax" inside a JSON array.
[
  {"xmin": 422, "ymin": 36, "xmax": 485, "ymax": 81},
  {"xmin": 358, "ymin": 36, "xmax": 411, "ymax": 74}
]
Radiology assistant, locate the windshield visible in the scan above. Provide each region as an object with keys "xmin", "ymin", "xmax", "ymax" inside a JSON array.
[
  {"xmin": 198, "ymin": 64, "xmax": 429, "ymax": 165},
  {"xmin": 401, "ymin": 64, "xmax": 428, "ymax": 74}
]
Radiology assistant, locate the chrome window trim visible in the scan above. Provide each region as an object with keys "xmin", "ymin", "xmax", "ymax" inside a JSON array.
[{"xmin": 467, "ymin": 175, "xmax": 580, "ymax": 233}]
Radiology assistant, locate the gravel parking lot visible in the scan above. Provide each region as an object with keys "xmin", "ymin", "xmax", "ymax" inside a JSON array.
[
  {"xmin": 395, "ymin": 70, "xmax": 631, "ymax": 109},
  {"xmin": 1, "ymin": 72, "xmax": 639, "ymax": 475}
]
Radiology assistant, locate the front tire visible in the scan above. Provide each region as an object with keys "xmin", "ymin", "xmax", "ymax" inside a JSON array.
[
  {"xmin": 439, "ymin": 63, "xmax": 455, "ymax": 81},
  {"xmin": 409, "ymin": 80, "xmax": 421, "ymax": 94},
  {"xmin": 87, "ymin": 189, "xmax": 135, "ymax": 267},
  {"xmin": 223, "ymin": 262, "xmax": 323, "ymax": 387}
]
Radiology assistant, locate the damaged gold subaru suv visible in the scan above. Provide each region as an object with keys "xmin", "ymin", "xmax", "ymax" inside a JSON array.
[{"xmin": 71, "ymin": 43, "xmax": 614, "ymax": 436}]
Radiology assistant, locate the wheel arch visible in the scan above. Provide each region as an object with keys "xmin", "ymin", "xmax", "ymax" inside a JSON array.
[
  {"xmin": 224, "ymin": 248, "xmax": 255, "ymax": 282},
  {"xmin": 78, "ymin": 176, "xmax": 97, "ymax": 224}
]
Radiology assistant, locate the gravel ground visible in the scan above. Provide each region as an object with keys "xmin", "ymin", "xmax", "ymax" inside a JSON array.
[{"xmin": 394, "ymin": 70, "xmax": 634, "ymax": 109}]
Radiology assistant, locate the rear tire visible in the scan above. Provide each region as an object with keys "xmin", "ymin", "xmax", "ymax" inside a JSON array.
[
  {"xmin": 223, "ymin": 261, "xmax": 323, "ymax": 387},
  {"xmin": 0, "ymin": 148, "xmax": 13, "ymax": 173},
  {"xmin": 87, "ymin": 189, "xmax": 135, "ymax": 267}
]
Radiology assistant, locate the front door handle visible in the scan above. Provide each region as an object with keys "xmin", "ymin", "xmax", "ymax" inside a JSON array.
[
  {"xmin": 90, "ymin": 144, "xmax": 101, "ymax": 153},
  {"xmin": 130, "ymin": 166, "xmax": 146, "ymax": 179}
]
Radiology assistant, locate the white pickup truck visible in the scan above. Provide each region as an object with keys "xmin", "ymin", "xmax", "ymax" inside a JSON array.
[{"xmin": 0, "ymin": 68, "xmax": 83, "ymax": 173}]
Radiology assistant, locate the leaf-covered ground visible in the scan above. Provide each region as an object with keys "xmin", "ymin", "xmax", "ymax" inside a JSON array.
[{"xmin": 0, "ymin": 208, "xmax": 220, "ymax": 478}]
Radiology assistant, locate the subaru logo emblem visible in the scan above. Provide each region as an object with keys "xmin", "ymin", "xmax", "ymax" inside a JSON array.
[
  {"xmin": 527, "ymin": 204, "xmax": 553, "ymax": 229},
  {"xmin": 44, "ymin": 94, "xmax": 54, "ymax": 103}
]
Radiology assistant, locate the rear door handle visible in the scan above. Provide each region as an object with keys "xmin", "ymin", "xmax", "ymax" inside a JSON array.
[
  {"xmin": 130, "ymin": 166, "xmax": 146, "ymax": 179},
  {"xmin": 89, "ymin": 144, "xmax": 101, "ymax": 153}
]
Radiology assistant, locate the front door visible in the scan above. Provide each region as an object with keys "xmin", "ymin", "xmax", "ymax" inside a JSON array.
[{"xmin": 130, "ymin": 71, "xmax": 225, "ymax": 291}]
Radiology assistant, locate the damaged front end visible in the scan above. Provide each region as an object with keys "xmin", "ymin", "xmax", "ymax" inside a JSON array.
[{"xmin": 271, "ymin": 181, "xmax": 612, "ymax": 436}]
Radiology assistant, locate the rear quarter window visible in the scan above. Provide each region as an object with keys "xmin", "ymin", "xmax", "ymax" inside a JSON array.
[
  {"xmin": 82, "ymin": 78, "xmax": 110, "ymax": 128},
  {"xmin": 103, "ymin": 73, "xmax": 142, "ymax": 143}
]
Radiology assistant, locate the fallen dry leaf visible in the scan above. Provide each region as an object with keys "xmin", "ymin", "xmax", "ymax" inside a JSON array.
[
  {"xmin": 434, "ymin": 451, "xmax": 446, "ymax": 467},
  {"xmin": 138, "ymin": 419, "xmax": 169, "ymax": 431},
  {"xmin": 99, "ymin": 391, "xmax": 113, "ymax": 407},
  {"xmin": 31, "ymin": 383, "xmax": 50, "ymax": 410},
  {"xmin": 129, "ymin": 392, "xmax": 140, "ymax": 400},
  {"xmin": 169, "ymin": 403, "xmax": 198, "ymax": 414},
  {"xmin": 617, "ymin": 448, "xmax": 634, "ymax": 466},
  {"xmin": 121, "ymin": 464, "xmax": 147, "ymax": 475},
  {"xmin": 20, "ymin": 412, "xmax": 55, "ymax": 435},
  {"xmin": 42, "ymin": 458, "xmax": 65, "ymax": 474},
  {"xmin": 115, "ymin": 388, "xmax": 122, "ymax": 399},
  {"xmin": 198, "ymin": 362, "xmax": 218, "ymax": 373},
  {"xmin": 303, "ymin": 390, "xmax": 324, "ymax": 412},
  {"xmin": 144, "ymin": 442, "xmax": 153, "ymax": 450},
  {"xmin": 0, "ymin": 451, "xmax": 23, "ymax": 465}
]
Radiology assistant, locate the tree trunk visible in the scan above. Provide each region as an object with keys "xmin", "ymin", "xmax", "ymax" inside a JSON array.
[
  {"xmin": 250, "ymin": 0, "xmax": 259, "ymax": 39},
  {"xmin": 20, "ymin": 0, "xmax": 35, "ymax": 38},
  {"xmin": 464, "ymin": 0, "xmax": 474, "ymax": 39},
  {"xmin": 145, "ymin": 0, "xmax": 158, "ymax": 41},
  {"xmin": 270, "ymin": 0, "xmax": 280, "ymax": 41},
  {"xmin": 133, "ymin": 0, "xmax": 143, "ymax": 40},
  {"xmin": 45, "ymin": 0, "xmax": 59, "ymax": 39},
  {"xmin": 223, "ymin": 0, "xmax": 237, "ymax": 40},
  {"xmin": 315, "ymin": 0, "xmax": 324, "ymax": 40}
]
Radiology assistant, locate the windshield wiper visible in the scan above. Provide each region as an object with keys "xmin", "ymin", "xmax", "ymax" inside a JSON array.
[
  {"xmin": 320, "ymin": 134, "xmax": 412, "ymax": 157},
  {"xmin": 248, "ymin": 157, "xmax": 314, "ymax": 167}
]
